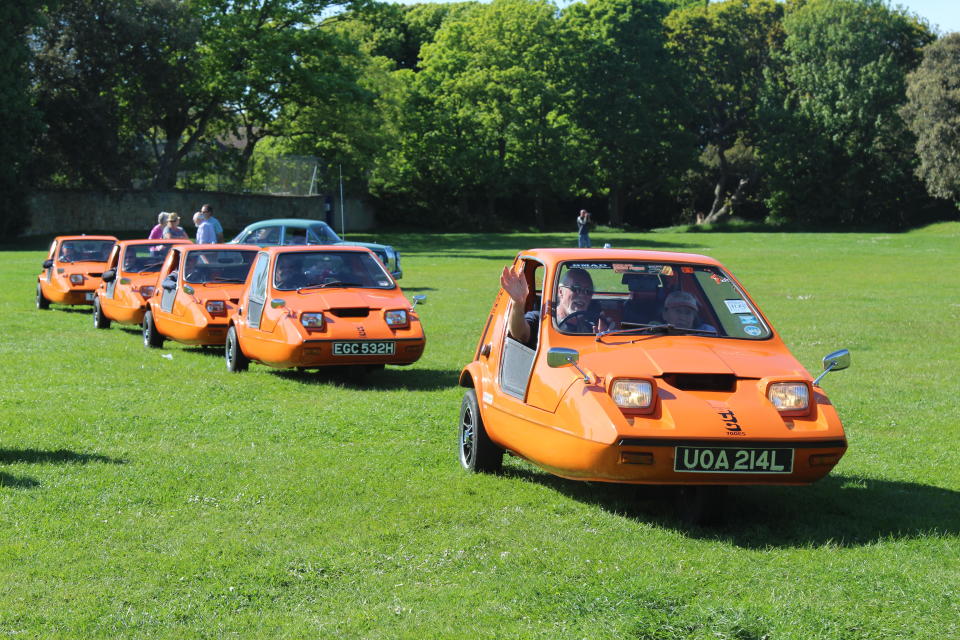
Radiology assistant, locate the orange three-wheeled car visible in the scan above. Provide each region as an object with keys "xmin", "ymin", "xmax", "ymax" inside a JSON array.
[
  {"xmin": 142, "ymin": 244, "xmax": 259, "ymax": 348},
  {"xmin": 225, "ymin": 246, "xmax": 426, "ymax": 373},
  {"xmin": 93, "ymin": 239, "xmax": 192, "ymax": 329},
  {"xmin": 458, "ymin": 249, "xmax": 850, "ymax": 521},
  {"xmin": 36, "ymin": 235, "xmax": 118, "ymax": 309}
]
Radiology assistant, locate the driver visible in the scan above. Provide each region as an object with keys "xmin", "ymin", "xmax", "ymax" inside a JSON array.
[
  {"xmin": 501, "ymin": 266, "xmax": 599, "ymax": 347},
  {"xmin": 275, "ymin": 259, "xmax": 306, "ymax": 289}
]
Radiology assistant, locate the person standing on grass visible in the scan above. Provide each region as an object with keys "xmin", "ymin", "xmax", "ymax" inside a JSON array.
[
  {"xmin": 149, "ymin": 212, "xmax": 169, "ymax": 239},
  {"xmin": 199, "ymin": 204, "xmax": 224, "ymax": 242},
  {"xmin": 196, "ymin": 212, "xmax": 217, "ymax": 245},
  {"xmin": 577, "ymin": 209, "xmax": 591, "ymax": 248},
  {"xmin": 162, "ymin": 213, "xmax": 189, "ymax": 240}
]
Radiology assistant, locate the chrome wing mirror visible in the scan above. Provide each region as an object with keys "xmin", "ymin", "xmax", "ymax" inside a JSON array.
[
  {"xmin": 547, "ymin": 347, "xmax": 591, "ymax": 383},
  {"xmin": 411, "ymin": 294, "xmax": 426, "ymax": 310},
  {"xmin": 813, "ymin": 349, "xmax": 850, "ymax": 386}
]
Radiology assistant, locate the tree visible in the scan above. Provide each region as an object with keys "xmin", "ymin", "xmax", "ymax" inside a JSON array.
[
  {"xmin": 0, "ymin": 0, "xmax": 41, "ymax": 233},
  {"xmin": 759, "ymin": 0, "xmax": 936, "ymax": 228},
  {"xmin": 901, "ymin": 33, "xmax": 960, "ymax": 205},
  {"xmin": 564, "ymin": 0, "xmax": 692, "ymax": 227},
  {"xmin": 665, "ymin": 0, "xmax": 784, "ymax": 224}
]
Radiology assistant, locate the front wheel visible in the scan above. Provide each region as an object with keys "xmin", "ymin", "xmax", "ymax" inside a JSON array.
[
  {"xmin": 225, "ymin": 326, "xmax": 249, "ymax": 372},
  {"xmin": 458, "ymin": 388, "xmax": 503, "ymax": 473},
  {"xmin": 36, "ymin": 284, "xmax": 50, "ymax": 310},
  {"xmin": 92, "ymin": 298, "xmax": 111, "ymax": 329},
  {"xmin": 142, "ymin": 310, "xmax": 164, "ymax": 348}
]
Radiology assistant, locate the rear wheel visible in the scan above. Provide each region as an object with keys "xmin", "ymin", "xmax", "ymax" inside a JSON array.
[
  {"xmin": 142, "ymin": 310, "xmax": 164, "ymax": 348},
  {"xmin": 458, "ymin": 388, "xmax": 503, "ymax": 473},
  {"xmin": 92, "ymin": 298, "xmax": 111, "ymax": 329},
  {"xmin": 36, "ymin": 284, "xmax": 50, "ymax": 310},
  {"xmin": 225, "ymin": 326, "xmax": 249, "ymax": 372}
]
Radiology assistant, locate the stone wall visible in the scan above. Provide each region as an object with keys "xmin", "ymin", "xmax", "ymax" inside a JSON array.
[{"xmin": 23, "ymin": 189, "xmax": 375, "ymax": 237}]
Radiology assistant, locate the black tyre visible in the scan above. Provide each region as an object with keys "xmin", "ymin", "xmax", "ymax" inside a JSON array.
[
  {"xmin": 675, "ymin": 485, "xmax": 727, "ymax": 526},
  {"xmin": 142, "ymin": 310, "xmax": 164, "ymax": 348},
  {"xmin": 36, "ymin": 284, "xmax": 50, "ymax": 310},
  {"xmin": 225, "ymin": 326, "xmax": 249, "ymax": 372},
  {"xmin": 92, "ymin": 298, "xmax": 111, "ymax": 329},
  {"xmin": 458, "ymin": 388, "xmax": 503, "ymax": 473}
]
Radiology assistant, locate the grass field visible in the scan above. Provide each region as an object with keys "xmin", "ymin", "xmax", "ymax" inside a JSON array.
[{"xmin": 1, "ymin": 224, "xmax": 958, "ymax": 638}]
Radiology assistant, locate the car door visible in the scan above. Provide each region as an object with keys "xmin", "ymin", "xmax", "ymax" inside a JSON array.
[
  {"xmin": 160, "ymin": 248, "xmax": 183, "ymax": 314},
  {"xmin": 104, "ymin": 245, "xmax": 121, "ymax": 299},
  {"xmin": 245, "ymin": 252, "xmax": 270, "ymax": 330}
]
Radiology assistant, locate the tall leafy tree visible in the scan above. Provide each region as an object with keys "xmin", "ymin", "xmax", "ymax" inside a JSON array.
[
  {"xmin": 564, "ymin": 0, "xmax": 691, "ymax": 227},
  {"xmin": 901, "ymin": 33, "xmax": 960, "ymax": 205},
  {"xmin": 0, "ymin": 0, "xmax": 41, "ymax": 233},
  {"xmin": 665, "ymin": 0, "xmax": 784, "ymax": 224},
  {"xmin": 759, "ymin": 0, "xmax": 935, "ymax": 227}
]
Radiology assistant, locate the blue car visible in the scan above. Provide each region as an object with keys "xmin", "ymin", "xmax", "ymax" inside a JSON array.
[{"xmin": 230, "ymin": 218, "xmax": 401, "ymax": 279}]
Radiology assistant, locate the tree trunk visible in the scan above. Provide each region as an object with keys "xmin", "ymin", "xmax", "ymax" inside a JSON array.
[
  {"xmin": 533, "ymin": 191, "xmax": 544, "ymax": 230},
  {"xmin": 608, "ymin": 184, "xmax": 624, "ymax": 227}
]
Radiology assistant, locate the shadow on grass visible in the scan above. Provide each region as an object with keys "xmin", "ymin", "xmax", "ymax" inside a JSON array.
[
  {"xmin": 499, "ymin": 464, "xmax": 960, "ymax": 547},
  {"xmin": 351, "ymin": 233, "xmax": 700, "ymax": 256},
  {"xmin": 0, "ymin": 449, "xmax": 125, "ymax": 489},
  {"xmin": 0, "ymin": 472, "xmax": 40, "ymax": 488},
  {"xmin": 270, "ymin": 366, "xmax": 459, "ymax": 391}
]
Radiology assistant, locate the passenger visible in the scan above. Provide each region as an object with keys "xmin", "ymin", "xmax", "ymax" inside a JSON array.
[
  {"xmin": 149, "ymin": 212, "xmax": 170, "ymax": 239},
  {"xmin": 501, "ymin": 266, "xmax": 600, "ymax": 347},
  {"xmin": 162, "ymin": 213, "xmax": 189, "ymax": 240},
  {"xmin": 275, "ymin": 260, "xmax": 306, "ymax": 289},
  {"xmin": 660, "ymin": 291, "xmax": 716, "ymax": 333}
]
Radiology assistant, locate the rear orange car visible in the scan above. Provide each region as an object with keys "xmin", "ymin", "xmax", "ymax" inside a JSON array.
[
  {"xmin": 225, "ymin": 246, "xmax": 425, "ymax": 374},
  {"xmin": 93, "ymin": 239, "xmax": 191, "ymax": 329},
  {"xmin": 36, "ymin": 235, "xmax": 118, "ymax": 309},
  {"xmin": 142, "ymin": 244, "xmax": 259, "ymax": 348},
  {"xmin": 458, "ymin": 248, "xmax": 850, "ymax": 522}
]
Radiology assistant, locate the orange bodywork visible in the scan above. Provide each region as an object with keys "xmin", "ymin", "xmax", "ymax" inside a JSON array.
[
  {"xmin": 145, "ymin": 244, "xmax": 260, "ymax": 346},
  {"xmin": 36, "ymin": 235, "xmax": 118, "ymax": 306},
  {"xmin": 96, "ymin": 239, "xmax": 191, "ymax": 325},
  {"xmin": 231, "ymin": 246, "xmax": 425, "ymax": 369},
  {"xmin": 460, "ymin": 248, "xmax": 848, "ymax": 487}
]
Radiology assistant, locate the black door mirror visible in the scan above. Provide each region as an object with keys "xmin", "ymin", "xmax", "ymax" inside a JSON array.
[
  {"xmin": 42, "ymin": 259, "xmax": 53, "ymax": 269},
  {"xmin": 101, "ymin": 269, "xmax": 116, "ymax": 283}
]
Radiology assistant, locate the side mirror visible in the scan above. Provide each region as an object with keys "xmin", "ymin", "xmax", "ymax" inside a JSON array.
[
  {"xmin": 812, "ymin": 348, "xmax": 850, "ymax": 386},
  {"xmin": 101, "ymin": 269, "xmax": 116, "ymax": 283},
  {"xmin": 411, "ymin": 294, "xmax": 426, "ymax": 309},
  {"xmin": 547, "ymin": 347, "xmax": 579, "ymax": 368},
  {"xmin": 270, "ymin": 298, "xmax": 286, "ymax": 309},
  {"xmin": 42, "ymin": 259, "xmax": 53, "ymax": 269}
]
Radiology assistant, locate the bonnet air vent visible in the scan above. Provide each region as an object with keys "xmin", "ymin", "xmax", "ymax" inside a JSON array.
[
  {"xmin": 89, "ymin": 272, "xmax": 103, "ymax": 277},
  {"xmin": 330, "ymin": 308, "xmax": 370, "ymax": 318},
  {"xmin": 662, "ymin": 373, "xmax": 736, "ymax": 392}
]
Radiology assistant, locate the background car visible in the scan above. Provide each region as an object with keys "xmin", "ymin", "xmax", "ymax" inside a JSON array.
[
  {"xmin": 142, "ymin": 244, "xmax": 259, "ymax": 348},
  {"xmin": 457, "ymin": 248, "xmax": 850, "ymax": 523},
  {"xmin": 36, "ymin": 235, "xmax": 118, "ymax": 309},
  {"xmin": 93, "ymin": 239, "xmax": 191, "ymax": 329},
  {"xmin": 230, "ymin": 218, "xmax": 402, "ymax": 279},
  {"xmin": 225, "ymin": 245, "xmax": 425, "ymax": 374}
]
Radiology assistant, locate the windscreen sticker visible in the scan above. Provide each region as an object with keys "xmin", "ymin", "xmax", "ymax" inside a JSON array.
[
  {"xmin": 724, "ymin": 299, "xmax": 751, "ymax": 314},
  {"xmin": 743, "ymin": 325, "xmax": 762, "ymax": 336},
  {"xmin": 738, "ymin": 314, "xmax": 759, "ymax": 325},
  {"xmin": 710, "ymin": 273, "xmax": 731, "ymax": 284},
  {"xmin": 612, "ymin": 263, "xmax": 646, "ymax": 273},
  {"xmin": 569, "ymin": 263, "xmax": 611, "ymax": 270}
]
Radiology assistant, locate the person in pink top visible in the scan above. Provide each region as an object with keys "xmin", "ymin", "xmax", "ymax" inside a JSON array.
[{"xmin": 149, "ymin": 212, "xmax": 169, "ymax": 239}]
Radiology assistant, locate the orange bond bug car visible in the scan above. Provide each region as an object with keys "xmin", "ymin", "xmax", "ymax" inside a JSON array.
[
  {"xmin": 93, "ymin": 239, "xmax": 192, "ymax": 329},
  {"xmin": 36, "ymin": 235, "xmax": 118, "ymax": 309},
  {"xmin": 458, "ymin": 249, "xmax": 850, "ymax": 522},
  {"xmin": 224, "ymin": 246, "xmax": 426, "ymax": 374},
  {"xmin": 142, "ymin": 244, "xmax": 259, "ymax": 349}
]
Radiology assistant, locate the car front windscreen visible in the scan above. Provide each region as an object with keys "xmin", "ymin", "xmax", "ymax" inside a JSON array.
[
  {"xmin": 553, "ymin": 260, "xmax": 771, "ymax": 339},
  {"xmin": 273, "ymin": 251, "xmax": 394, "ymax": 291},
  {"xmin": 182, "ymin": 250, "xmax": 257, "ymax": 283},
  {"xmin": 121, "ymin": 245, "xmax": 176, "ymax": 273},
  {"xmin": 58, "ymin": 240, "xmax": 114, "ymax": 263}
]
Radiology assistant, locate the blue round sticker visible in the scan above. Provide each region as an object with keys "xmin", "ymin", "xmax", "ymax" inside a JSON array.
[{"xmin": 744, "ymin": 325, "xmax": 762, "ymax": 336}]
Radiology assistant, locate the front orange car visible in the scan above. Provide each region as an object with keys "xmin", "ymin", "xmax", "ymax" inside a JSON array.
[
  {"xmin": 36, "ymin": 235, "xmax": 117, "ymax": 308},
  {"xmin": 227, "ymin": 246, "xmax": 425, "ymax": 373},
  {"xmin": 457, "ymin": 248, "xmax": 850, "ymax": 522}
]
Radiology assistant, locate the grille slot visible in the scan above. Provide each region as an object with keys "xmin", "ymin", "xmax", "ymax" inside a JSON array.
[
  {"xmin": 662, "ymin": 373, "xmax": 736, "ymax": 392},
  {"xmin": 330, "ymin": 308, "xmax": 370, "ymax": 318}
]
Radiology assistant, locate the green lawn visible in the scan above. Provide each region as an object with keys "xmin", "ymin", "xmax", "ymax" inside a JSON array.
[{"xmin": 1, "ymin": 224, "xmax": 958, "ymax": 638}]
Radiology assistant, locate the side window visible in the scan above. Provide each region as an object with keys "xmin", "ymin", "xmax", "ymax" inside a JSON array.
[
  {"xmin": 499, "ymin": 259, "xmax": 542, "ymax": 400},
  {"xmin": 250, "ymin": 254, "xmax": 269, "ymax": 298}
]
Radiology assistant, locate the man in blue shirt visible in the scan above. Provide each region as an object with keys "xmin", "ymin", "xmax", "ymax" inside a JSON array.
[
  {"xmin": 199, "ymin": 204, "xmax": 224, "ymax": 242},
  {"xmin": 196, "ymin": 215, "xmax": 218, "ymax": 244}
]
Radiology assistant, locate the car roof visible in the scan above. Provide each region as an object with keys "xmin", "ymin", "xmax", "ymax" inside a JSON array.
[
  {"xmin": 241, "ymin": 219, "xmax": 331, "ymax": 230},
  {"xmin": 260, "ymin": 245, "xmax": 374, "ymax": 257},
  {"xmin": 518, "ymin": 248, "xmax": 722, "ymax": 267},
  {"xmin": 117, "ymin": 239, "xmax": 192, "ymax": 247},
  {"xmin": 179, "ymin": 243, "xmax": 260, "ymax": 253},
  {"xmin": 54, "ymin": 235, "xmax": 118, "ymax": 242}
]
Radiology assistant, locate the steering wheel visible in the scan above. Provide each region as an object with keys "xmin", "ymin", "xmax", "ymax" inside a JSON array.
[{"xmin": 557, "ymin": 310, "xmax": 595, "ymax": 332}]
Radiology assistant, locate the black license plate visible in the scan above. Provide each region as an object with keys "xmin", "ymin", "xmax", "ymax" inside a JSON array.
[
  {"xmin": 332, "ymin": 341, "xmax": 395, "ymax": 356},
  {"xmin": 674, "ymin": 446, "xmax": 793, "ymax": 473}
]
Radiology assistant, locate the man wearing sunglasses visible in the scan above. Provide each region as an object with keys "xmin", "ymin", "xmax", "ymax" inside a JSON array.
[{"xmin": 501, "ymin": 266, "xmax": 599, "ymax": 347}]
